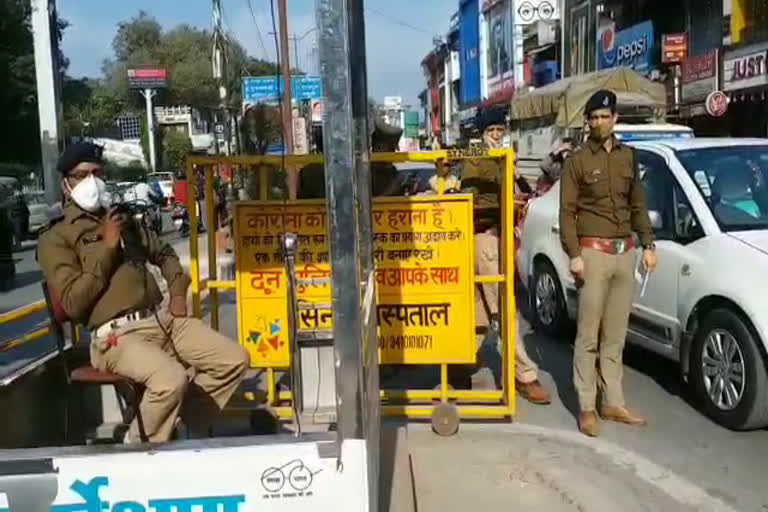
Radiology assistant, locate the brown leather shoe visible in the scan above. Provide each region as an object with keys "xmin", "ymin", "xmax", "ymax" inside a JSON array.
[
  {"xmin": 516, "ymin": 379, "xmax": 551, "ymax": 405},
  {"xmin": 578, "ymin": 411, "xmax": 600, "ymax": 437},
  {"xmin": 599, "ymin": 405, "xmax": 647, "ymax": 426}
]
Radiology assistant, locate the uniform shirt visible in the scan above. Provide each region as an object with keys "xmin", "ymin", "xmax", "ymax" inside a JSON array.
[
  {"xmin": 37, "ymin": 203, "xmax": 190, "ymax": 329},
  {"xmin": 559, "ymin": 137, "xmax": 653, "ymax": 258}
]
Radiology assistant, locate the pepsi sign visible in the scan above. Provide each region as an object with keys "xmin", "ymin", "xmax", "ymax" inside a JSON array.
[{"xmin": 597, "ymin": 21, "xmax": 655, "ymax": 73}]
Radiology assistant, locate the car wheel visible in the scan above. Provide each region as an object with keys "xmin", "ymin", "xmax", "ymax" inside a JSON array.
[
  {"xmin": 531, "ymin": 260, "xmax": 567, "ymax": 336},
  {"xmin": 689, "ymin": 308, "xmax": 768, "ymax": 430}
]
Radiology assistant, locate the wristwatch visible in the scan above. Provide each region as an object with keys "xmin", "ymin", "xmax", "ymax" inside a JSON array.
[{"xmin": 642, "ymin": 242, "xmax": 656, "ymax": 251}]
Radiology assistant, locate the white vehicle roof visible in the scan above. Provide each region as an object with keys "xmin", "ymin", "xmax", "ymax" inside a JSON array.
[
  {"xmin": 614, "ymin": 123, "xmax": 693, "ymax": 132},
  {"xmin": 628, "ymin": 137, "xmax": 768, "ymax": 151}
]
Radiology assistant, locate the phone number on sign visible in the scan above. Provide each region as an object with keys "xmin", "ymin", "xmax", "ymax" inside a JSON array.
[{"xmin": 378, "ymin": 334, "xmax": 434, "ymax": 350}]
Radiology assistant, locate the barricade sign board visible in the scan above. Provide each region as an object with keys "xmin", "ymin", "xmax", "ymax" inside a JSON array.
[{"xmin": 234, "ymin": 196, "xmax": 476, "ymax": 367}]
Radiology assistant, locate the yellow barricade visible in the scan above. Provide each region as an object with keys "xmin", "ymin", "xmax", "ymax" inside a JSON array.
[
  {"xmin": 187, "ymin": 149, "xmax": 516, "ymax": 425},
  {"xmin": 235, "ymin": 196, "xmax": 476, "ymax": 366}
]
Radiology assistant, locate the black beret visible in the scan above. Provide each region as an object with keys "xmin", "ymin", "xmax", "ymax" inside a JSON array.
[
  {"xmin": 477, "ymin": 108, "xmax": 507, "ymax": 131},
  {"xmin": 371, "ymin": 117, "xmax": 403, "ymax": 145},
  {"xmin": 57, "ymin": 142, "xmax": 104, "ymax": 175},
  {"xmin": 585, "ymin": 89, "xmax": 617, "ymax": 116}
]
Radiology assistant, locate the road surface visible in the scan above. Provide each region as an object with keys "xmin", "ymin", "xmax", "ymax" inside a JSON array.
[{"xmin": 1, "ymin": 237, "xmax": 766, "ymax": 510}]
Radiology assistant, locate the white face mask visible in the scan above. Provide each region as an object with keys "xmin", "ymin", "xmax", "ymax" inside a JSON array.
[{"xmin": 67, "ymin": 175, "xmax": 111, "ymax": 212}]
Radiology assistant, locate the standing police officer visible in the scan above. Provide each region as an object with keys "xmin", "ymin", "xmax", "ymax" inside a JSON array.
[{"xmin": 559, "ymin": 90, "xmax": 657, "ymax": 437}]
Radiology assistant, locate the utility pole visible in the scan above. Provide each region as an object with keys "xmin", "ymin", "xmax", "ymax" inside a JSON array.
[
  {"xmin": 278, "ymin": 0, "xmax": 294, "ymax": 154},
  {"xmin": 31, "ymin": 0, "xmax": 62, "ymax": 206},
  {"xmin": 212, "ymin": 0, "xmax": 231, "ymax": 156}
]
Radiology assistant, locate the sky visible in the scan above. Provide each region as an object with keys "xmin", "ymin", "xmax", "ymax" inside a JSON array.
[{"xmin": 57, "ymin": 0, "xmax": 457, "ymax": 107}]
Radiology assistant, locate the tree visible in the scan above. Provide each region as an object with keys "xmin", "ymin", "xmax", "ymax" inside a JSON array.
[
  {"xmin": 162, "ymin": 130, "xmax": 193, "ymax": 175},
  {"xmin": 99, "ymin": 13, "xmax": 282, "ymax": 112}
]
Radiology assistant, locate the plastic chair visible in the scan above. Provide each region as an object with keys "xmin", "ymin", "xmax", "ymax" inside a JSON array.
[{"xmin": 41, "ymin": 281, "xmax": 148, "ymax": 443}]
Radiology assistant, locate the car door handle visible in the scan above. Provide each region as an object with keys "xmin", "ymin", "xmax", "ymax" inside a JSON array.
[
  {"xmin": 681, "ymin": 264, "xmax": 691, "ymax": 276},
  {"xmin": 551, "ymin": 225, "xmax": 560, "ymax": 234}
]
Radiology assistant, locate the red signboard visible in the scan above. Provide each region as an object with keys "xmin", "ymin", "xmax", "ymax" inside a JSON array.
[
  {"xmin": 662, "ymin": 33, "xmax": 687, "ymax": 63},
  {"xmin": 681, "ymin": 51, "xmax": 717, "ymax": 84},
  {"xmin": 127, "ymin": 68, "xmax": 168, "ymax": 89},
  {"xmin": 706, "ymin": 91, "xmax": 729, "ymax": 117}
]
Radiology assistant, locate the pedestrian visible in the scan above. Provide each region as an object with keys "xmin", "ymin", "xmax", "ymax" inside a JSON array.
[
  {"xmin": 37, "ymin": 142, "xmax": 249, "ymax": 443},
  {"xmin": 559, "ymin": 90, "xmax": 657, "ymax": 437}
]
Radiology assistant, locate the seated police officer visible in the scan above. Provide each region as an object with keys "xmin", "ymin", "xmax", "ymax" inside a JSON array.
[{"xmin": 38, "ymin": 143, "xmax": 249, "ymax": 443}]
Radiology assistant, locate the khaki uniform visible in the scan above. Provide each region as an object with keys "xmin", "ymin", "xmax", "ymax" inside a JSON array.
[
  {"xmin": 559, "ymin": 137, "xmax": 653, "ymax": 412},
  {"xmin": 474, "ymin": 231, "xmax": 539, "ymax": 384},
  {"xmin": 462, "ymin": 155, "xmax": 540, "ymax": 384},
  {"xmin": 38, "ymin": 203, "xmax": 249, "ymax": 442}
]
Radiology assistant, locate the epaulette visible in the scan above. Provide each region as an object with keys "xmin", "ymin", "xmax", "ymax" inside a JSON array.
[{"xmin": 37, "ymin": 214, "xmax": 64, "ymax": 238}]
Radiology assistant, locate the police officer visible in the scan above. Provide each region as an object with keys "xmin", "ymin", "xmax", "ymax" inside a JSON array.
[
  {"xmin": 559, "ymin": 90, "xmax": 657, "ymax": 437},
  {"xmin": 462, "ymin": 111, "xmax": 550, "ymax": 404},
  {"xmin": 297, "ymin": 117, "xmax": 403, "ymax": 199},
  {"xmin": 37, "ymin": 142, "xmax": 249, "ymax": 443}
]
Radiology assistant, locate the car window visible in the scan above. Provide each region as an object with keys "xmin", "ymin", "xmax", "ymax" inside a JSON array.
[
  {"xmin": 677, "ymin": 145, "xmax": 768, "ymax": 231},
  {"xmin": 636, "ymin": 151, "xmax": 675, "ymax": 240}
]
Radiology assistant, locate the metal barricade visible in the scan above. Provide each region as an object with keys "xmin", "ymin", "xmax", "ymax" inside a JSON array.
[{"xmin": 186, "ymin": 149, "xmax": 517, "ymax": 432}]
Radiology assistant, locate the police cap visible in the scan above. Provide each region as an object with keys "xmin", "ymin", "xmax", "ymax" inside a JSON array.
[
  {"xmin": 477, "ymin": 108, "xmax": 506, "ymax": 132},
  {"xmin": 585, "ymin": 89, "xmax": 617, "ymax": 116},
  {"xmin": 57, "ymin": 142, "xmax": 104, "ymax": 176}
]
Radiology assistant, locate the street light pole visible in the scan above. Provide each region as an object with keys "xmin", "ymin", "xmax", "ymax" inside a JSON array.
[{"xmin": 30, "ymin": 0, "xmax": 62, "ymax": 205}]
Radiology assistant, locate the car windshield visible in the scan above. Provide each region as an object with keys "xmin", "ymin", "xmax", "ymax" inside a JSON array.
[{"xmin": 677, "ymin": 145, "xmax": 768, "ymax": 232}]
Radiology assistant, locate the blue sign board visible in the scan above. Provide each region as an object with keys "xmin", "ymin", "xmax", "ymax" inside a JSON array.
[
  {"xmin": 242, "ymin": 76, "xmax": 323, "ymax": 103},
  {"xmin": 459, "ymin": 0, "xmax": 481, "ymax": 105},
  {"xmin": 597, "ymin": 21, "xmax": 655, "ymax": 73}
]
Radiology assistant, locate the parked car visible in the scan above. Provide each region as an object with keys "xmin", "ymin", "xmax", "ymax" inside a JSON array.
[
  {"xmin": 517, "ymin": 138, "xmax": 768, "ymax": 430},
  {"xmin": 24, "ymin": 190, "xmax": 53, "ymax": 235}
]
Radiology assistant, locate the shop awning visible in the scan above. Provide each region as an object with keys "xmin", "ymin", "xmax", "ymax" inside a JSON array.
[{"xmin": 509, "ymin": 67, "xmax": 667, "ymax": 128}]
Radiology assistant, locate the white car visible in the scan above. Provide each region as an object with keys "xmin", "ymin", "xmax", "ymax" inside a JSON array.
[{"xmin": 517, "ymin": 138, "xmax": 768, "ymax": 430}]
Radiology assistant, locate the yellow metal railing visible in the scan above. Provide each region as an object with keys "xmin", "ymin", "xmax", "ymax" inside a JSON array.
[{"xmin": 185, "ymin": 148, "xmax": 518, "ymax": 423}]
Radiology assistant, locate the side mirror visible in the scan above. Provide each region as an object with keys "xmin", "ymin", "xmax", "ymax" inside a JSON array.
[{"xmin": 648, "ymin": 210, "xmax": 663, "ymax": 230}]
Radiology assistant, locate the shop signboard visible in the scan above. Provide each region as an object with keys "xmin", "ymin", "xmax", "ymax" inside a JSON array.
[
  {"xmin": 706, "ymin": 91, "xmax": 729, "ymax": 117},
  {"xmin": 127, "ymin": 68, "xmax": 167, "ymax": 89},
  {"xmin": 513, "ymin": 0, "xmax": 559, "ymax": 24},
  {"xmin": 662, "ymin": 33, "xmax": 687, "ymax": 63},
  {"xmin": 681, "ymin": 50, "xmax": 719, "ymax": 102},
  {"xmin": 487, "ymin": 0, "xmax": 512, "ymax": 81},
  {"xmin": 459, "ymin": 0, "xmax": 481, "ymax": 105},
  {"xmin": 723, "ymin": 44, "xmax": 768, "ymax": 91},
  {"xmin": 597, "ymin": 20, "xmax": 655, "ymax": 73}
]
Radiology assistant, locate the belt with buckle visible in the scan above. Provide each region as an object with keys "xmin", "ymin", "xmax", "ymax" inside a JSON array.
[
  {"xmin": 93, "ymin": 309, "xmax": 153, "ymax": 339},
  {"xmin": 579, "ymin": 236, "xmax": 634, "ymax": 255}
]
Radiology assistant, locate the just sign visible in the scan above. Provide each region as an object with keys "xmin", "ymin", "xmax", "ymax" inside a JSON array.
[
  {"xmin": 732, "ymin": 52, "xmax": 767, "ymax": 81},
  {"xmin": 724, "ymin": 46, "xmax": 768, "ymax": 91}
]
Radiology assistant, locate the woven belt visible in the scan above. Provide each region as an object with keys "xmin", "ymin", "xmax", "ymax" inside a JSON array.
[
  {"xmin": 579, "ymin": 236, "xmax": 634, "ymax": 255},
  {"xmin": 93, "ymin": 309, "xmax": 153, "ymax": 339}
]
